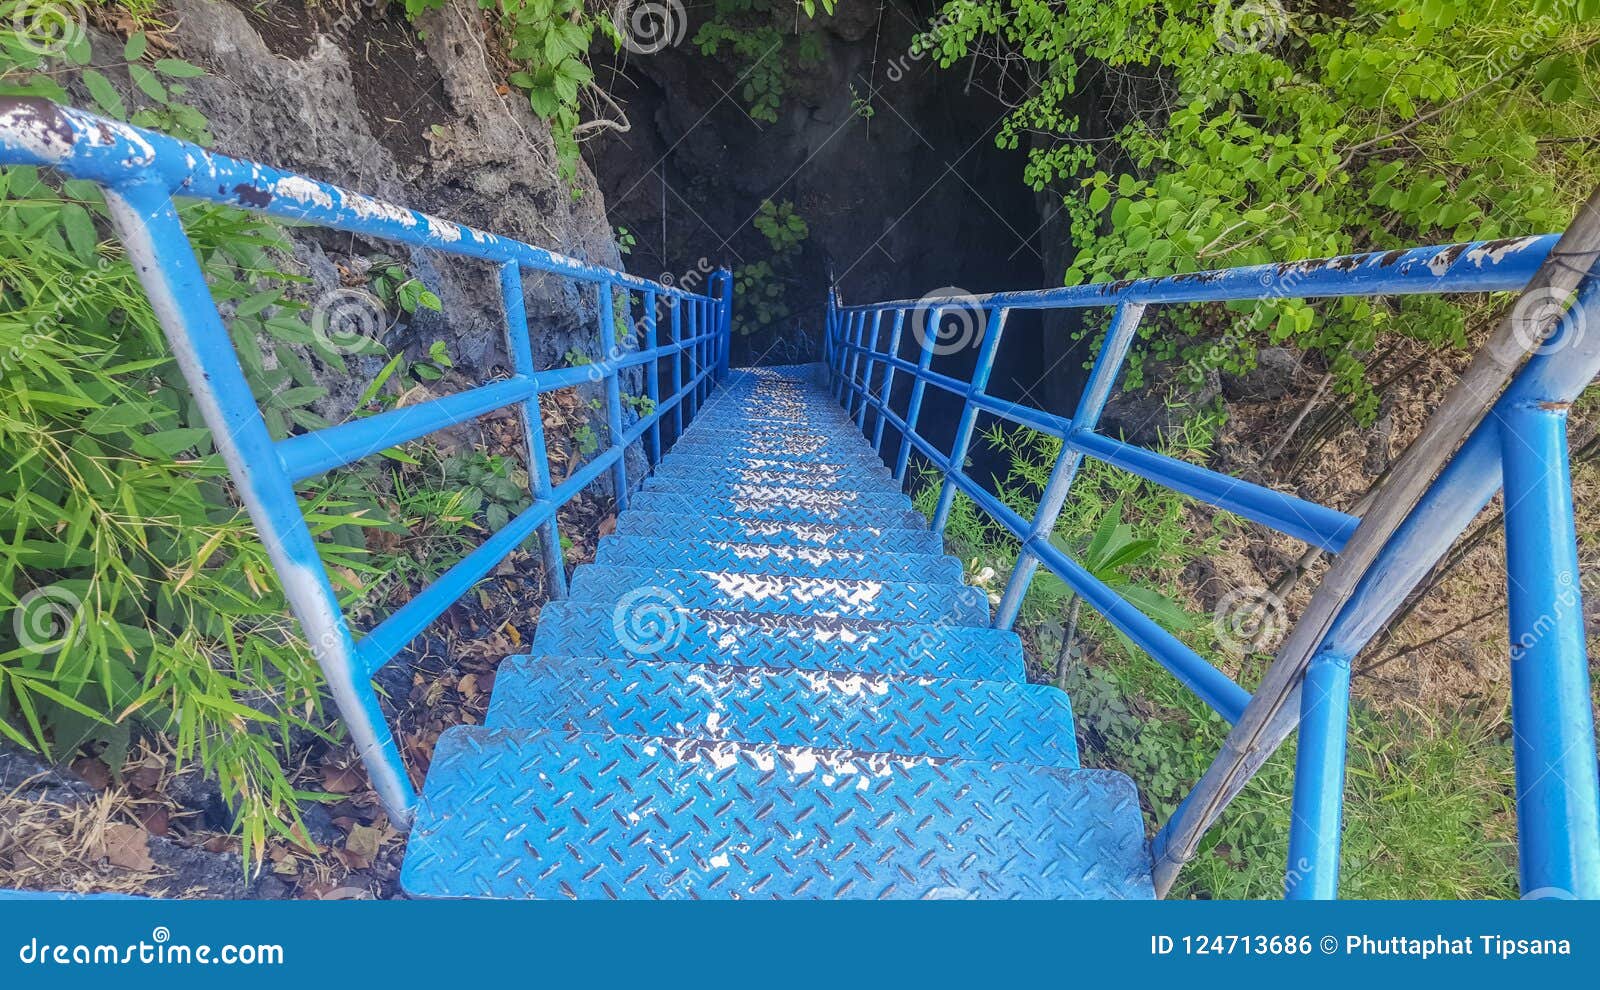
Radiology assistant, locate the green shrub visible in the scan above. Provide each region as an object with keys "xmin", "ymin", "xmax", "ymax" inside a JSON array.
[{"xmin": 923, "ymin": 0, "xmax": 1600, "ymax": 422}]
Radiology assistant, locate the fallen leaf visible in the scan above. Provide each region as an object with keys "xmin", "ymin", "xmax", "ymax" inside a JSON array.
[
  {"xmin": 321, "ymin": 764, "xmax": 363, "ymax": 794},
  {"xmin": 344, "ymin": 824, "xmax": 383, "ymax": 864},
  {"xmin": 100, "ymin": 823, "xmax": 155, "ymax": 871},
  {"xmin": 72, "ymin": 757, "xmax": 111, "ymax": 791},
  {"xmin": 137, "ymin": 806, "xmax": 170, "ymax": 836}
]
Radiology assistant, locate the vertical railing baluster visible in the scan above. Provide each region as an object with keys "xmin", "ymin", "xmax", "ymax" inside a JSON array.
[
  {"xmin": 857, "ymin": 310, "xmax": 883, "ymax": 430},
  {"xmin": 931, "ymin": 307, "xmax": 1010, "ymax": 534},
  {"xmin": 1499, "ymin": 400, "xmax": 1600, "ymax": 898},
  {"xmin": 716, "ymin": 270, "xmax": 734, "ymax": 381},
  {"xmin": 643, "ymin": 289, "xmax": 661, "ymax": 466},
  {"xmin": 872, "ymin": 309, "xmax": 906, "ymax": 456},
  {"xmin": 597, "ymin": 282, "xmax": 629, "ymax": 510},
  {"xmin": 500, "ymin": 262, "xmax": 568, "ymax": 600},
  {"xmin": 894, "ymin": 305, "xmax": 942, "ymax": 483},
  {"xmin": 993, "ymin": 302, "xmax": 1147, "ymax": 630},
  {"xmin": 669, "ymin": 297, "xmax": 685, "ymax": 437},
  {"xmin": 1284, "ymin": 648, "xmax": 1353, "ymax": 899}
]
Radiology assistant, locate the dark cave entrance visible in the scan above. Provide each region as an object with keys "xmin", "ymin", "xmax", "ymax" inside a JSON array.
[{"xmin": 584, "ymin": 2, "xmax": 1092, "ymax": 489}]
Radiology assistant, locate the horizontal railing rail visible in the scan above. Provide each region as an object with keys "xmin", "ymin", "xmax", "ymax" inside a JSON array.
[
  {"xmin": 827, "ymin": 228, "xmax": 1600, "ymax": 900},
  {"xmin": 0, "ymin": 98, "xmax": 734, "ymax": 826}
]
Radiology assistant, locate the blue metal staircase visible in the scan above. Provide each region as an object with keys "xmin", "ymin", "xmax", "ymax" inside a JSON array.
[
  {"xmin": 399, "ymin": 367, "xmax": 1154, "ymax": 899},
  {"xmin": 7, "ymin": 100, "xmax": 1599, "ymax": 902}
]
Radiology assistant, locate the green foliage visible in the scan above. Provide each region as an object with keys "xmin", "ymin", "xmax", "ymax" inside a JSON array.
[
  {"xmin": 733, "ymin": 199, "xmax": 809, "ymax": 334},
  {"xmin": 694, "ymin": 0, "xmax": 833, "ymax": 122},
  {"xmin": 925, "ymin": 0, "xmax": 1600, "ymax": 422},
  {"xmin": 0, "ymin": 30, "xmax": 479, "ymax": 858}
]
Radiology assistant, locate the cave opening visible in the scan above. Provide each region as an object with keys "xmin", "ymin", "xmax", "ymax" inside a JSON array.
[{"xmin": 583, "ymin": 2, "xmax": 1093, "ymax": 489}]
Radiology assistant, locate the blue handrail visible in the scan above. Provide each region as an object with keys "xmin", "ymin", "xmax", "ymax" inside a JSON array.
[
  {"xmin": 826, "ymin": 232, "xmax": 1600, "ymax": 900},
  {"xmin": 0, "ymin": 98, "xmax": 733, "ymax": 826}
]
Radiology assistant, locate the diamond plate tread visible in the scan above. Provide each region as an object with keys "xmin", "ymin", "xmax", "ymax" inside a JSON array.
[
  {"xmin": 669, "ymin": 428, "xmax": 879, "ymax": 458},
  {"xmin": 401, "ymin": 727, "xmax": 1153, "ymax": 899},
  {"xmin": 639, "ymin": 478, "xmax": 912, "ymax": 510},
  {"xmin": 616, "ymin": 512, "xmax": 942, "ymax": 552},
  {"xmin": 658, "ymin": 451, "xmax": 891, "ymax": 480},
  {"xmin": 629, "ymin": 491, "xmax": 926, "ymax": 529},
  {"xmin": 689, "ymin": 406, "xmax": 857, "ymax": 426},
  {"xmin": 568, "ymin": 565, "xmax": 991, "ymax": 626},
  {"xmin": 648, "ymin": 462, "xmax": 896, "ymax": 493},
  {"xmin": 530, "ymin": 602, "xmax": 1024, "ymax": 679},
  {"xmin": 665, "ymin": 439, "xmax": 890, "ymax": 470},
  {"xmin": 487, "ymin": 655, "xmax": 1080, "ymax": 768},
  {"xmin": 595, "ymin": 535, "xmax": 962, "ymax": 583}
]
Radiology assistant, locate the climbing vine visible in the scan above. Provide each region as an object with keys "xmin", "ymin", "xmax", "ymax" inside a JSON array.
[
  {"xmin": 733, "ymin": 199, "xmax": 810, "ymax": 334},
  {"xmin": 694, "ymin": 0, "xmax": 836, "ymax": 122},
  {"xmin": 924, "ymin": 0, "xmax": 1600, "ymax": 422}
]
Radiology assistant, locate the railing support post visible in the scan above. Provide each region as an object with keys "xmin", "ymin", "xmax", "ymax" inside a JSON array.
[
  {"xmin": 931, "ymin": 308, "xmax": 1010, "ymax": 534},
  {"xmin": 1499, "ymin": 400, "xmax": 1600, "ymax": 899},
  {"xmin": 103, "ymin": 180, "xmax": 417, "ymax": 824},
  {"xmin": 872, "ymin": 309, "xmax": 906, "ymax": 457},
  {"xmin": 895, "ymin": 306, "xmax": 942, "ymax": 483},
  {"xmin": 500, "ymin": 262, "xmax": 568, "ymax": 600},
  {"xmin": 993, "ymin": 302, "xmax": 1146, "ymax": 628},
  {"xmin": 1284, "ymin": 649, "xmax": 1352, "ymax": 899},
  {"xmin": 715, "ymin": 268, "xmax": 734, "ymax": 381},
  {"xmin": 669, "ymin": 298, "xmax": 685, "ymax": 438},
  {"xmin": 597, "ymin": 283, "xmax": 630, "ymax": 509},
  {"xmin": 642, "ymin": 289, "xmax": 662, "ymax": 466},
  {"xmin": 856, "ymin": 310, "xmax": 883, "ymax": 430}
]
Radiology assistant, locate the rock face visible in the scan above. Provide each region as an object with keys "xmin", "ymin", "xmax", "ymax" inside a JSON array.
[{"xmin": 158, "ymin": 0, "xmax": 643, "ymax": 487}]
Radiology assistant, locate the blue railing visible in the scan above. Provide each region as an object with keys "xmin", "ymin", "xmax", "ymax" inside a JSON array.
[
  {"xmin": 0, "ymin": 98, "xmax": 733, "ymax": 826},
  {"xmin": 827, "ymin": 230, "xmax": 1600, "ymax": 900}
]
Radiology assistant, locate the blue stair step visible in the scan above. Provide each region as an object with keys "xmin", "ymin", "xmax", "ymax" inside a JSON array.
[
  {"xmin": 402, "ymin": 363, "xmax": 1152, "ymax": 900},
  {"xmin": 638, "ymin": 478, "xmax": 913, "ymax": 509},
  {"xmin": 595, "ymin": 535, "xmax": 964, "ymax": 582},
  {"xmin": 616, "ymin": 512, "xmax": 943, "ymax": 553},
  {"xmin": 568, "ymin": 565, "xmax": 990, "ymax": 626},
  {"xmin": 401, "ymin": 727, "xmax": 1154, "ymax": 899},
  {"xmin": 664, "ymin": 439, "xmax": 890, "ymax": 470},
  {"xmin": 487, "ymin": 655, "xmax": 1080, "ymax": 767},
  {"xmin": 529, "ymin": 601, "xmax": 1026, "ymax": 680},
  {"xmin": 652, "ymin": 458, "xmax": 894, "ymax": 490},
  {"xmin": 628, "ymin": 491, "xmax": 925, "ymax": 528}
]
